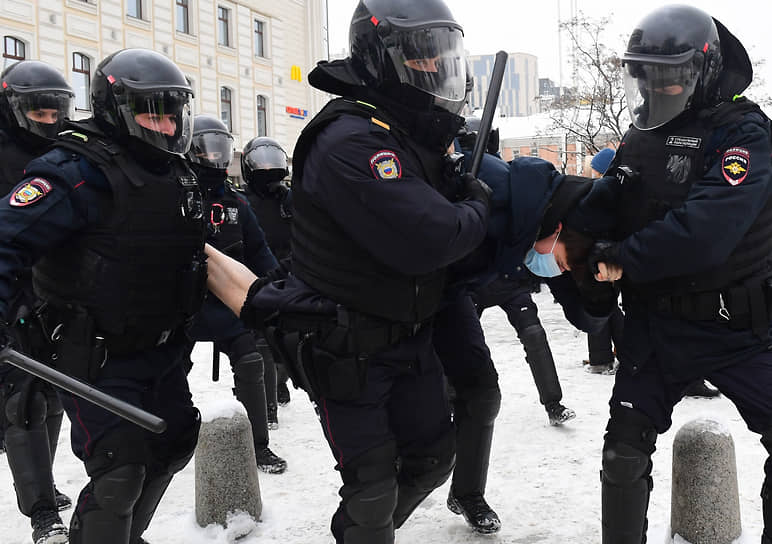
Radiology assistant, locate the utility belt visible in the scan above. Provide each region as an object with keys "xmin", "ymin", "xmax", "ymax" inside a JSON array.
[
  {"xmin": 263, "ymin": 305, "xmax": 427, "ymax": 402},
  {"xmin": 623, "ymin": 277, "xmax": 772, "ymax": 338},
  {"xmin": 35, "ymin": 303, "xmax": 183, "ymax": 382}
]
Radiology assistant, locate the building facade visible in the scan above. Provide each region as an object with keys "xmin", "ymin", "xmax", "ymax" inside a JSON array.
[
  {"xmin": 0, "ymin": 0, "xmax": 329, "ymax": 162},
  {"xmin": 467, "ymin": 52, "xmax": 538, "ymax": 117}
]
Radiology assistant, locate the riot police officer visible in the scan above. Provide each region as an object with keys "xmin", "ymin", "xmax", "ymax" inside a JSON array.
[
  {"xmin": 583, "ymin": 7, "xmax": 772, "ymax": 543},
  {"xmin": 0, "ymin": 59, "xmax": 74, "ymax": 544},
  {"xmin": 204, "ymin": 0, "xmax": 490, "ymax": 542},
  {"xmin": 241, "ymin": 136, "xmax": 293, "ymax": 415},
  {"xmin": 186, "ymin": 114, "xmax": 287, "ymax": 473},
  {"xmin": 0, "ymin": 49, "xmax": 206, "ymax": 544}
]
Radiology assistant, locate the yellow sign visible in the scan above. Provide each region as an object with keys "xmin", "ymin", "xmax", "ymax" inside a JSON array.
[{"xmin": 291, "ymin": 65, "xmax": 302, "ymax": 82}]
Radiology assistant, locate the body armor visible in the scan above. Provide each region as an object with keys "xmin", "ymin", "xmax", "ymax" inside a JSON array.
[
  {"xmin": 290, "ymin": 98, "xmax": 447, "ymax": 324},
  {"xmin": 31, "ymin": 120, "xmax": 206, "ymax": 351}
]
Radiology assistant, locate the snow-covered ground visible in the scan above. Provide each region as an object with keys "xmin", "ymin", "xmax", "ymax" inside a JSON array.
[{"xmin": 1, "ymin": 291, "xmax": 765, "ymax": 543}]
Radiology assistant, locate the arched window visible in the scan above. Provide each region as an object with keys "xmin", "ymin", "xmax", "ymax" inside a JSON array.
[
  {"xmin": 220, "ymin": 87, "xmax": 232, "ymax": 131},
  {"xmin": 3, "ymin": 36, "xmax": 25, "ymax": 70},
  {"xmin": 256, "ymin": 95, "xmax": 268, "ymax": 137},
  {"xmin": 72, "ymin": 53, "xmax": 91, "ymax": 111}
]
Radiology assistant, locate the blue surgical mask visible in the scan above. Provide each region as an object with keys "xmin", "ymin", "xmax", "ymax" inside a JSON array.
[{"xmin": 524, "ymin": 231, "xmax": 562, "ymax": 277}]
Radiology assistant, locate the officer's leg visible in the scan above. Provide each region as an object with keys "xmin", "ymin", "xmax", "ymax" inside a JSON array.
[
  {"xmin": 433, "ymin": 293, "xmax": 501, "ymax": 499},
  {"xmin": 129, "ymin": 414, "xmax": 200, "ymax": 542},
  {"xmin": 224, "ymin": 333, "xmax": 269, "ymax": 452},
  {"xmin": 587, "ymin": 323, "xmax": 614, "ymax": 365},
  {"xmin": 760, "ymin": 431, "xmax": 772, "ymax": 544},
  {"xmin": 331, "ymin": 441, "xmax": 399, "ymax": 544},
  {"xmin": 601, "ymin": 406, "xmax": 658, "ymax": 544},
  {"xmin": 68, "ymin": 425, "xmax": 149, "ymax": 544},
  {"xmin": 3, "ymin": 376, "xmax": 57, "ymax": 516},
  {"xmin": 257, "ymin": 334, "xmax": 279, "ymax": 407}
]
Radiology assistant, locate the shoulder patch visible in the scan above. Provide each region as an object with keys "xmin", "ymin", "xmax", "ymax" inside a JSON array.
[
  {"xmin": 369, "ymin": 150, "xmax": 402, "ymax": 181},
  {"xmin": 9, "ymin": 178, "xmax": 53, "ymax": 207},
  {"xmin": 721, "ymin": 147, "xmax": 750, "ymax": 186}
]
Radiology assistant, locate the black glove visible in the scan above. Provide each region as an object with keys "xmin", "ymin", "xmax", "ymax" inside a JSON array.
[
  {"xmin": 573, "ymin": 266, "xmax": 620, "ymax": 317},
  {"xmin": 587, "ymin": 240, "xmax": 621, "ymax": 276},
  {"xmin": 267, "ymin": 181, "xmax": 290, "ymax": 201},
  {"xmin": 460, "ymin": 172, "xmax": 492, "ymax": 208}
]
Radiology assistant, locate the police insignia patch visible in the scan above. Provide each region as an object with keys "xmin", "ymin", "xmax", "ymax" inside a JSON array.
[
  {"xmin": 721, "ymin": 147, "xmax": 750, "ymax": 186},
  {"xmin": 9, "ymin": 178, "xmax": 52, "ymax": 207},
  {"xmin": 369, "ymin": 150, "xmax": 402, "ymax": 180}
]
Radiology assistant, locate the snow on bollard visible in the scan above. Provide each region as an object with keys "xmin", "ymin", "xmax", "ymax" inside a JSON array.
[
  {"xmin": 670, "ymin": 418, "xmax": 741, "ymax": 544},
  {"xmin": 195, "ymin": 400, "xmax": 262, "ymax": 533}
]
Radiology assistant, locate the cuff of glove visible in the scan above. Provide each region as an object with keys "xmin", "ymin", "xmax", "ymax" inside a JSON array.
[{"xmin": 239, "ymin": 278, "xmax": 271, "ymax": 329}]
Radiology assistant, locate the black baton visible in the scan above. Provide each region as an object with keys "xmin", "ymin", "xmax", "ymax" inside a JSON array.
[
  {"xmin": 469, "ymin": 50, "xmax": 509, "ymax": 178},
  {"xmin": 0, "ymin": 346, "xmax": 167, "ymax": 434}
]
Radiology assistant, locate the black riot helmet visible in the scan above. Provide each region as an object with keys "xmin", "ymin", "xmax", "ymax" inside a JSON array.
[
  {"xmin": 187, "ymin": 114, "xmax": 234, "ymax": 170},
  {"xmin": 241, "ymin": 136, "xmax": 289, "ymax": 198},
  {"xmin": 92, "ymin": 48, "xmax": 194, "ymax": 154},
  {"xmin": 0, "ymin": 60, "xmax": 74, "ymax": 142},
  {"xmin": 349, "ymin": 0, "xmax": 468, "ymax": 116},
  {"xmin": 622, "ymin": 5, "xmax": 723, "ymax": 130}
]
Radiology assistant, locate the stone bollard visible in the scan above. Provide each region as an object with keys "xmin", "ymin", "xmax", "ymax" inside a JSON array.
[
  {"xmin": 195, "ymin": 401, "xmax": 262, "ymax": 529},
  {"xmin": 670, "ymin": 418, "xmax": 741, "ymax": 544}
]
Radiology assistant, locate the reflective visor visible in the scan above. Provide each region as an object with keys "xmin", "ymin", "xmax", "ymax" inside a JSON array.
[
  {"xmin": 624, "ymin": 59, "xmax": 699, "ymax": 130},
  {"xmin": 383, "ymin": 26, "xmax": 467, "ymax": 112},
  {"xmin": 189, "ymin": 131, "xmax": 234, "ymax": 169},
  {"xmin": 242, "ymin": 144, "xmax": 288, "ymax": 171},
  {"xmin": 8, "ymin": 90, "xmax": 73, "ymax": 140},
  {"xmin": 114, "ymin": 88, "xmax": 193, "ymax": 154}
]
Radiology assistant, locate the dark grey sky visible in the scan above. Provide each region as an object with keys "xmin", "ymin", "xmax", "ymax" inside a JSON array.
[{"xmin": 327, "ymin": 0, "xmax": 772, "ymax": 98}]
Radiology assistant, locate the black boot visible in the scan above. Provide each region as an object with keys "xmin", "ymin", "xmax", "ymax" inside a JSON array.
[
  {"xmin": 447, "ymin": 489, "xmax": 501, "ymax": 534},
  {"xmin": 277, "ymin": 381, "xmax": 291, "ymax": 406},
  {"xmin": 31, "ymin": 507, "xmax": 68, "ymax": 544},
  {"xmin": 267, "ymin": 402, "xmax": 279, "ymax": 430},
  {"xmin": 546, "ymin": 401, "xmax": 576, "ymax": 426},
  {"xmin": 518, "ymin": 323, "xmax": 572, "ymax": 424},
  {"xmin": 255, "ymin": 447, "xmax": 287, "ymax": 474},
  {"xmin": 683, "ymin": 380, "xmax": 720, "ymax": 398}
]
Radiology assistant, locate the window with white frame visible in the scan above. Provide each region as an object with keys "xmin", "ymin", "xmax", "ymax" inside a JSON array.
[
  {"xmin": 72, "ymin": 53, "xmax": 91, "ymax": 111},
  {"xmin": 3, "ymin": 36, "xmax": 25, "ymax": 70},
  {"xmin": 127, "ymin": 0, "xmax": 143, "ymax": 19},
  {"xmin": 221, "ymin": 87, "xmax": 232, "ymax": 131},
  {"xmin": 176, "ymin": 0, "xmax": 190, "ymax": 34},
  {"xmin": 256, "ymin": 95, "xmax": 268, "ymax": 136},
  {"xmin": 217, "ymin": 6, "xmax": 230, "ymax": 47},
  {"xmin": 254, "ymin": 19, "xmax": 265, "ymax": 58}
]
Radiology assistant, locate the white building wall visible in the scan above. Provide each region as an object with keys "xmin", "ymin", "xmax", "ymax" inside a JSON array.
[{"xmin": 0, "ymin": 0, "xmax": 329, "ymax": 160}]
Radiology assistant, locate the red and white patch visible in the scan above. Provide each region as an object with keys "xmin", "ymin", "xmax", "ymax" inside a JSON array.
[
  {"xmin": 721, "ymin": 147, "xmax": 750, "ymax": 186},
  {"xmin": 369, "ymin": 150, "xmax": 402, "ymax": 181},
  {"xmin": 9, "ymin": 178, "xmax": 52, "ymax": 207}
]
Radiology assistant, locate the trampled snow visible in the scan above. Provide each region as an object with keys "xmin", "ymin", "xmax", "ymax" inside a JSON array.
[{"xmin": 1, "ymin": 291, "xmax": 764, "ymax": 543}]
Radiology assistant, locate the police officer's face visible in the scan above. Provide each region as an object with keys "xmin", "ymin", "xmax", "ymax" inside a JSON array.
[
  {"xmin": 134, "ymin": 113, "xmax": 178, "ymax": 136},
  {"xmin": 404, "ymin": 56, "xmax": 441, "ymax": 72},
  {"xmin": 651, "ymin": 84, "xmax": 684, "ymax": 96},
  {"xmin": 25, "ymin": 108, "xmax": 60, "ymax": 124}
]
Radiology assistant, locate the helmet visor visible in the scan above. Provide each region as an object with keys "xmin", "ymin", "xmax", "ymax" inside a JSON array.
[
  {"xmin": 384, "ymin": 26, "xmax": 467, "ymax": 113},
  {"xmin": 7, "ymin": 90, "xmax": 74, "ymax": 140},
  {"xmin": 243, "ymin": 144, "xmax": 288, "ymax": 171},
  {"xmin": 624, "ymin": 60, "xmax": 699, "ymax": 130},
  {"xmin": 115, "ymin": 89, "xmax": 193, "ymax": 154},
  {"xmin": 189, "ymin": 131, "xmax": 234, "ymax": 169}
]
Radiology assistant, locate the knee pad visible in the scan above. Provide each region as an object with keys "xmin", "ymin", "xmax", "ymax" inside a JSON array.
[
  {"xmin": 43, "ymin": 385, "xmax": 63, "ymax": 417},
  {"xmin": 91, "ymin": 463, "xmax": 146, "ymax": 517},
  {"xmin": 340, "ymin": 441, "xmax": 399, "ymax": 530},
  {"xmin": 399, "ymin": 428, "xmax": 455, "ymax": 492},
  {"xmin": 5, "ymin": 390, "xmax": 47, "ymax": 428},
  {"xmin": 513, "ymin": 303, "xmax": 540, "ymax": 332},
  {"xmin": 454, "ymin": 385, "xmax": 501, "ymax": 426},
  {"xmin": 164, "ymin": 409, "xmax": 201, "ymax": 472},
  {"xmin": 232, "ymin": 353, "xmax": 265, "ymax": 386},
  {"xmin": 602, "ymin": 407, "xmax": 657, "ymax": 486}
]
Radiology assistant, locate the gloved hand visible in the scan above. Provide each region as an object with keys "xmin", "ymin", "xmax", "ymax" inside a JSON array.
[
  {"xmin": 587, "ymin": 240, "xmax": 622, "ymax": 281},
  {"xmin": 267, "ymin": 181, "xmax": 290, "ymax": 201},
  {"xmin": 460, "ymin": 172, "xmax": 492, "ymax": 208}
]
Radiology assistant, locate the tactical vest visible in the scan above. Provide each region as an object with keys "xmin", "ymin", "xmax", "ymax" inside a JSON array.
[
  {"xmin": 290, "ymin": 98, "xmax": 446, "ymax": 324},
  {"xmin": 615, "ymin": 100, "xmax": 772, "ymax": 334},
  {"xmin": 0, "ymin": 128, "xmax": 38, "ymax": 196},
  {"xmin": 31, "ymin": 121, "xmax": 207, "ymax": 351},
  {"xmin": 205, "ymin": 185, "xmax": 245, "ymax": 261},
  {"xmin": 248, "ymin": 192, "xmax": 291, "ymax": 261}
]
